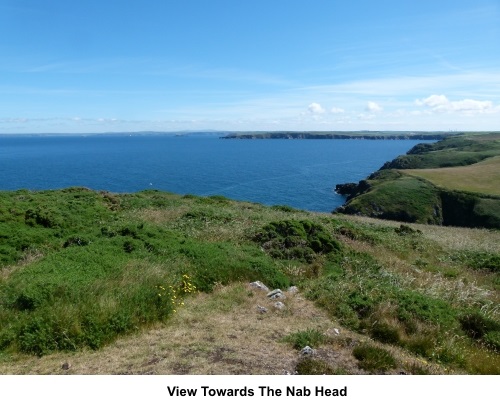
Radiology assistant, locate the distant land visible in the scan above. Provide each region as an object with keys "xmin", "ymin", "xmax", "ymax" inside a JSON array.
[
  {"xmin": 0, "ymin": 131, "xmax": 229, "ymax": 137},
  {"xmin": 221, "ymin": 131, "xmax": 460, "ymax": 140},
  {"xmin": 335, "ymin": 132, "xmax": 500, "ymax": 229}
]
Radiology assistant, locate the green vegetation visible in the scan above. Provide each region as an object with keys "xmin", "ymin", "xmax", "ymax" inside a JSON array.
[
  {"xmin": 336, "ymin": 133, "xmax": 500, "ymax": 229},
  {"xmin": 282, "ymin": 328, "xmax": 328, "ymax": 350},
  {"xmin": 254, "ymin": 219, "xmax": 341, "ymax": 262},
  {"xmin": 0, "ymin": 188, "xmax": 288, "ymax": 355},
  {"xmin": 338, "ymin": 171, "xmax": 442, "ymax": 224},
  {"xmin": 383, "ymin": 134, "xmax": 500, "ymax": 169},
  {"xmin": 353, "ymin": 344, "xmax": 397, "ymax": 372},
  {"xmin": 295, "ymin": 357, "xmax": 346, "ymax": 375},
  {"xmin": 0, "ymin": 187, "xmax": 499, "ymax": 374},
  {"xmin": 404, "ymin": 156, "xmax": 500, "ymax": 196}
]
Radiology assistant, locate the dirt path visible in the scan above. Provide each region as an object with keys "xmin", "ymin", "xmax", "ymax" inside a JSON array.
[{"xmin": 0, "ymin": 283, "xmax": 443, "ymax": 375}]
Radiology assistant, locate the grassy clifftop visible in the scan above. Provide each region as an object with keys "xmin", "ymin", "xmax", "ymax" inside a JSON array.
[
  {"xmin": 335, "ymin": 133, "xmax": 500, "ymax": 229},
  {"xmin": 0, "ymin": 188, "xmax": 499, "ymax": 374}
]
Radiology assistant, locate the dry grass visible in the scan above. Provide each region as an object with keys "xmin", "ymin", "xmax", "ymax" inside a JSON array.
[
  {"xmin": 333, "ymin": 220, "xmax": 498, "ymax": 316},
  {"xmin": 343, "ymin": 214, "xmax": 500, "ymax": 253},
  {"xmin": 0, "ymin": 282, "xmax": 447, "ymax": 375},
  {"xmin": 135, "ymin": 207, "xmax": 190, "ymax": 224},
  {"xmin": 0, "ymin": 248, "xmax": 44, "ymax": 281},
  {"xmin": 402, "ymin": 156, "xmax": 500, "ymax": 196}
]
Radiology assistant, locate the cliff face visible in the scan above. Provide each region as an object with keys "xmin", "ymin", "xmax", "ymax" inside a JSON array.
[
  {"xmin": 334, "ymin": 134, "xmax": 500, "ymax": 229},
  {"xmin": 440, "ymin": 191, "xmax": 500, "ymax": 228},
  {"xmin": 335, "ymin": 171, "xmax": 444, "ymax": 225}
]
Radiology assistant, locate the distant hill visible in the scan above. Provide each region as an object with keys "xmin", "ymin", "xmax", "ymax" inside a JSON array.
[
  {"xmin": 221, "ymin": 131, "xmax": 457, "ymax": 140},
  {"xmin": 335, "ymin": 133, "xmax": 500, "ymax": 229}
]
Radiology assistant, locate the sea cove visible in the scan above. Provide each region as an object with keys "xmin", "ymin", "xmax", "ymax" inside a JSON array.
[{"xmin": 0, "ymin": 133, "xmax": 429, "ymax": 212}]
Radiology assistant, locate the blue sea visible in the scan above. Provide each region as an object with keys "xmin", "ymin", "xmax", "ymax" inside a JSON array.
[{"xmin": 0, "ymin": 133, "xmax": 429, "ymax": 212}]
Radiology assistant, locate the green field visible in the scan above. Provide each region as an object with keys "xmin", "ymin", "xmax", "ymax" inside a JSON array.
[
  {"xmin": 404, "ymin": 156, "xmax": 500, "ymax": 197},
  {"xmin": 0, "ymin": 188, "xmax": 499, "ymax": 374}
]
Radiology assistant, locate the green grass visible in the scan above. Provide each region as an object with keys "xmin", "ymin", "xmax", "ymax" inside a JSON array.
[
  {"xmin": 338, "ymin": 171, "xmax": 442, "ymax": 224},
  {"xmin": 282, "ymin": 328, "xmax": 328, "ymax": 350},
  {"xmin": 352, "ymin": 344, "xmax": 397, "ymax": 372}
]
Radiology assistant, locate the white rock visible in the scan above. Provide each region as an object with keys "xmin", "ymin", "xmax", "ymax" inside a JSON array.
[
  {"xmin": 267, "ymin": 289, "xmax": 285, "ymax": 299},
  {"xmin": 273, "ymin": 301, "xmax": 286, "ymax": 310},
  {"xmin": 249, "ymin": 281, "xmax": 269, "ymax": 291},
  {"xmin": 300, "ymin": 346, "xmax": 315, "ymax": 355}
]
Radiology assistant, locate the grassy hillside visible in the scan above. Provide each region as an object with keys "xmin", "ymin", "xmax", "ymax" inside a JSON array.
[
  {"xmin": 0, "ymin": 188, "xmax": 498, "ymax": 374},
  {"xmin": 336, "ymin": 133, "xmax": 500, "ymax": 228},
  {"xmin": 403, "ymin": 156, "xmax": 500, "ymax": 197}
]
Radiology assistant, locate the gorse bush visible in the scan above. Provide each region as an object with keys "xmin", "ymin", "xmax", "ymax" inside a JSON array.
[{"xmin": 254, "ymin": 219, "xmax": 341, "ymax": 262}]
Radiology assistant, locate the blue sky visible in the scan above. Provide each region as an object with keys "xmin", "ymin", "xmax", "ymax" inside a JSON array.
[{"xmin": 1, "ymin": 0, "xmax": 499, "ymax": 133}]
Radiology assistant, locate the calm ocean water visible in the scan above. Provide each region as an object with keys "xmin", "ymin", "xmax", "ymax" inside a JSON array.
[{"xmin": 0, "ymin": 134, "xmax": 429, "ymax": 212}]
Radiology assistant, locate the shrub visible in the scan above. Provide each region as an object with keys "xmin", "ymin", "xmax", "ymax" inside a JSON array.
[
  {"xmin": 395, "ymin": 224, "xmax": 422, "ymax": 236},
  {"xmin": 404, "ymin": 335, "xmax": 437, "ymax": 358},
  {"xmin": 24, "ymin": 208, "xmax": 61, "ymax": 228},
  {"xmin": 353, "ymin": 344, "xmax": 396, "ymax": 372},
  {"xmin": 370, "ymin": 322, "xmax": 401, "ymax": 345},
  {"xmin": 271, "ymin": 205, "xmax": 301, "ymax": 213},
  {"xmin": 459, "ymin": 312, "xmax": 500, "ymax": 339},
  {"xmin": 254, "ymin": 220, "xmax": 341, "ymax": 263}
]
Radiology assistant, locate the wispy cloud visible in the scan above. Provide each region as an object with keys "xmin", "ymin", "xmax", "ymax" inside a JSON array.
[
  {"xmin": 415, "ymin": 94, "xmax": 498, "ymax": 114},
  {"xmin": 301, "ymin": 71, "xmax": 500, "ymax": 99}
]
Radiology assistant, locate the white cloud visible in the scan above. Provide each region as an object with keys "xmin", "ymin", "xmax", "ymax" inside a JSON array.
[
  {"xmin": 415, "ymin": 94, "xmax": 496, "ymax": 113},
  {"xmin": 366, "ymin": 101, "xmax": 382, "ymax": 112},
  {"xmin": 415, "ymin": 94, "xmax": 449, "ymax": 108},
  {"xmin": 330, "ymin": 106, "xmax": 345, "ymax": 114},
  {"xmin": 307, "ymin": 102, "xmax": 325, "ymax": 114},
  {"xmin": 451, "ymin": 99, "xmax": 494, "ymax": 112}
]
